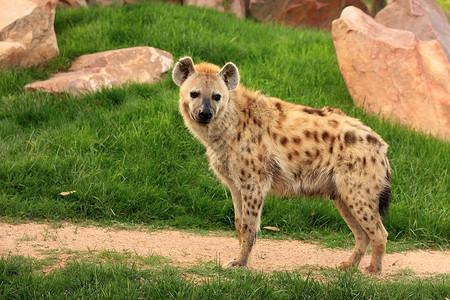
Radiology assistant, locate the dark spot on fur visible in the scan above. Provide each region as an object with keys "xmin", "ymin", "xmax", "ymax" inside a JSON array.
[
  {"xmin": 305, "ymin": 151, "xmax": 312, "ymax": 158},
  {"xmin": 322, "ymin": 131, "xmax": 330, "ymax": 141},
  {"xmin": 304, "ymin": 130, "xmax": 311, "ymax": 138},
  {"xmin": 293, "ymin": 137, "xmax": 301, "ymax": 144},
  {"xmin": 303, "ymin": 108, "xmax": 325, "ymax": 116},
  {"xmin": 312, "ymin": 131, "xmax": 319, "ymax": 142},
  {"xmin": 258, "ymin": 154, "xmax": 263, "ymax": 162},
  {"xmin": 329, "ymin": 146, "xmax": 333, "ymax": 154},
  {"xmin": 241, "ymin": 169, "xmax": 245, "ymax": 176},
  {"xmin": 237, "ymin": 132, "xmax": 241, "ymax": 142},
  {"xmin": 344, "ymin": 131, "xmax": 357, "ymax": 145},
  {"xmin": 257, "ymin": 134, "xmax": 262, "ymax": 144},
  {"xmin": 275, "ymin": 102, "xmax": 283, "ymax": 113},
  {"xmin": 366, "ymin": 135, "xmax": 379, "ymax": 144},
  {"xmin": 280, "ymin": 136, "xmax": 288, "ymax": 146},
  {"xmin": 252, "ymin": 212, "xmax": 258, "ymax": 217},
  {"xmin": 287, "ymin": 153, "xmax": 292, "ymax": 160},
  {"xmin": 363, "ymin": 216, "xmax": 368, "ymax": 221},
  {"xmin": 293, "ymin": 150, "xmax": 299, "ymax": 156},
  {"xmin": 371, "ymin": 156, "xmax": 376, "ymax": 164},
  {"xmin": 363, "ymin": 157, "xmax": 367, "ymax": 167},
  {"xmin": 339, "ymin": 144, "xmax": 344, "ymax": 151},
  {"xmin": 246, "ymin": 210, "xmax": 250, "ymax": 215},
  {"xmin": 349, "ymin": 205, "xmax": 354, "ymax": 209}
]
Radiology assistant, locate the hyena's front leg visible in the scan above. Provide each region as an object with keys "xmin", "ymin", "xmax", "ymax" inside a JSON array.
[{"xmin": 225, "ymin": 181, "xmax": 269, "ymax": 268}]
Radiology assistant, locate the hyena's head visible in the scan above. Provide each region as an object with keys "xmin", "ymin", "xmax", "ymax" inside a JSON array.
[{"xmin": 172, "ymin": 57, "xmax": 239, "ymax": 125}]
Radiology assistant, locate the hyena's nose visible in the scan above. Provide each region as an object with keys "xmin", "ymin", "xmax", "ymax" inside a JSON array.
[{"xmin": 198, "ymin": 109, "xmax": 213, "ymax": 123}]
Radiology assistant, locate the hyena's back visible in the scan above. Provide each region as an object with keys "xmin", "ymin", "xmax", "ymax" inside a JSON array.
[{"xmin": 242, "ymin": 95, "xmax": 391, "ymax": 212}]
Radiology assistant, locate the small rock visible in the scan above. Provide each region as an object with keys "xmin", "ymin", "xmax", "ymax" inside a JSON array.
[
  {"xmin": 24, "ymin": 47, "xmax": 173, "ymax": 95},
  {"xmin": 332, "ymin": 6, "xmax": 450, "ymax": 139},
  {"xmin": 0, "ymin": 0, "xmax": 59, "ymax": 69}
]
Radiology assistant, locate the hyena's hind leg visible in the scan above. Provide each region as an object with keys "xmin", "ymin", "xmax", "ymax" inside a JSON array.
[
  {"xmin": 335, "ymin": 165, "xmax": 391, "ymax": 274},
  {"xmin": 333, "ymin": 197, "xmax": 370, "ymax": 270},
  {"xmin": 340, "ymin": 190, "xmax": 389, "ymax": 274}
]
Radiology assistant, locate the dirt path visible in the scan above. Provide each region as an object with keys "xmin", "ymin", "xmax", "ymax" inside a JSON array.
[{"xmin": 1, "ymin": 222, "xmax": 449, "ymax": 277}]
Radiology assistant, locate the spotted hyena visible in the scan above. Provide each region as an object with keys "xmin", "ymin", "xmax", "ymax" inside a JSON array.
[{"xmin": 172, "ymin": 57, "xmax": 391, "ymax": 274}]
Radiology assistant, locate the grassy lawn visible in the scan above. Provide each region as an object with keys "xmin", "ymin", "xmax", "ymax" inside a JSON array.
[
  {"xmin": 1, "ymin": 254, "xmax": 449, "ymax": 299},
  {"xmin": 0, "ymin": 2, "xmax": 449, "ymax": 296},
  {"xmin": 1, "ymin": 2, "xmax": 449, "ymax": 249}
]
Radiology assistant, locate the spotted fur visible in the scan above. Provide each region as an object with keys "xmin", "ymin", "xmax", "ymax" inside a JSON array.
[{"xmin": 172, "ymin": 57, "xmax": 391, "ymax": 274}]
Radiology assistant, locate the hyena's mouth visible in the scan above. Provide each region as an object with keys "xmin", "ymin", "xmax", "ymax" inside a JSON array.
[{"xmin": 192, "ymin": 109, "xmax": 215, "ymax": 125}]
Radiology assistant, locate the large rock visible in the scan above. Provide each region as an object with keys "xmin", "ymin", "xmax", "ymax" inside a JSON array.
[
  {"xmin": 332, "ymin": 6, "xmax": 450, "ymax": 139},
  {"xmin": 375, "ymin": 0, "xmax": 450, "ymax": 62},
  {"xmin": 0, "ymin": 0, "xmax": 59, "ymax": 69},
  {"xmin": 24, "ymin": 47, "xmax": 173, "ymax": 94},
  {"xmin": 249, "ymin": 0, "xmax": 369, "ymax": 30}
]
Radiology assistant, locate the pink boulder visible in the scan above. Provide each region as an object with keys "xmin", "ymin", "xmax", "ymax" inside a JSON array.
[
  {"xmin": 24, "ymin": 47, "xmax": 173, "ymax": 95},
  {"xmin": 332, "ymin": 6, "xmax": 450, "ymax": 139}
]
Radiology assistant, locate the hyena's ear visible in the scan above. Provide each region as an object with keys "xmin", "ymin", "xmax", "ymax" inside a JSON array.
[
  {"xmin": 172, "ymin": 56, "xmax": 196, "ymax": 86},
  {"xmin": 219, "ymin": 62, "xmax": 240, "ymax": 91}
]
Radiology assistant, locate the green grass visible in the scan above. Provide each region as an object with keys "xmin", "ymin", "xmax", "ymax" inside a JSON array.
[
  {"xmin": 0, "ymin": 2, "xmax": 449, "ymax": 251},
  {"xmin": 1, "ymin": 254, "xmax": 449, "ymax": 299}
]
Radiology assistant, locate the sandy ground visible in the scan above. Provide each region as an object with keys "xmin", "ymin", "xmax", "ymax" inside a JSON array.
[{"xmin": 1, "ymin": 222, "xmax": 449, "ymax": 277}]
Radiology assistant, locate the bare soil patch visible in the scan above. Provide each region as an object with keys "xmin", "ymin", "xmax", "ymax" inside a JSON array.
[{"xmin": 1, "ymin": 222, "xmax": 448, "ymax": 277}]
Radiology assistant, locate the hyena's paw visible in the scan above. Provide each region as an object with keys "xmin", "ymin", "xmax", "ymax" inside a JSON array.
[
  {"xmin": 364, "ymin": 264, "xmax": 381, "ymax": 275},
  {"xmin": 338, "ymin": 261, "xmax": 352, "ymax": 270},
  {"xmin": 223, "ymin": 258, "xmax": 247, "ymax": 269},
  {"xmin": 338, "ymin": 261, "xmax": 359, "ymax": 272}
]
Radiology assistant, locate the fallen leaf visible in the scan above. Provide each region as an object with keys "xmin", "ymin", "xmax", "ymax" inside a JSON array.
[
  {"xmin": 263, "ymin": 226, "xmax": 280, "ymax": 232},
  {"xmin": 59, "ymin": 190, "xmax": 76, "ymax": 196}
]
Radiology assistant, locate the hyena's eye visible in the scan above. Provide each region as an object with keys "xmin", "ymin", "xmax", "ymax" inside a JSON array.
[
  {"xmin": 190, "ymin": 91, "xmax": 199, "ymax": 98},
  {"xmin": 212, "ymin": 94, "xmax": 221, "ymax": 101}
]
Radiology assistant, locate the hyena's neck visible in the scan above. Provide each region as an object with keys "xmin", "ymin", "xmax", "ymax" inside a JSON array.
[{"xmin": 205, "ymin": 93, "xmax": 240, "ymax": 151}]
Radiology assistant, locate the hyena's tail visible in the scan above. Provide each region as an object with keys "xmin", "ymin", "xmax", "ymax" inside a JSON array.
[{"xmin": 379, "ymin": 158, "xmax": 391, "ymax": 217}]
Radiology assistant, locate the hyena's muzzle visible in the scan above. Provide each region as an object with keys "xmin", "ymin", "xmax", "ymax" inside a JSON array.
[{"xmin": 195, "ymin": 98, "xmax": 215, "ymax": 124}]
